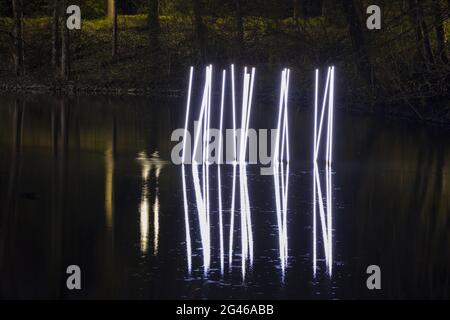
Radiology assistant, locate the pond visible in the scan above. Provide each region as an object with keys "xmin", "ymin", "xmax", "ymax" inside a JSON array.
[{"xmin": 0, "ymin": 93, "xmax": 449, "ymax": 299}]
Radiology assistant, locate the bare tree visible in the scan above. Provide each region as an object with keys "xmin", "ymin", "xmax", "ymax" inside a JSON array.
[
  {"xmin": 110, "ymin": 0, "xmax": 118, "ymax": 57},
  {"xmin": 51, "ymin": 0, "xmax": 60, "ymax": 69},
  {"xmin": 193, "ymin": 0, "xmax": 206, "ymax": 63},
  {"xmin": 60, "ymin": 0, "xmax": 70, "ymax": 80},
  {"xmin": 11, "ymin": 0, "xmax": 24, "ymax": 76},
  {"xmin": 341, "ymin": 0, "xmax": 373, "ymax": 87},
  {"xmin": 408, "ymin": 0, "xmax": 435, "ymax": 65},
  {"xmin": 432, "ymin": 0, "xmax": 448, "ymax": 64},
  {"xmin": 293, "ymin": 0, "xmax": 299, "ymax": 20},
  {"xmin": 235, "ymin": 0, "xmax": 244, "ymax": 60},
  {"xmin": 148, "ymin": 0, "xmax": 159, "ymax": 47}
]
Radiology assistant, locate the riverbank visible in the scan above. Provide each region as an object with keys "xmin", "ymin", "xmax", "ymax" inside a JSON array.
[{"xmin": 1, "ymin": 14, "xmax": 449, "ymax": 124}]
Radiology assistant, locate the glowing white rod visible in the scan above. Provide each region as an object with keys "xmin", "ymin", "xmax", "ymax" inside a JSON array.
[
  {"xmin": 239, "ymin": 69, "xmax": 250, "ymax": 163},
  {"xmin": 314, "ymin": 67, "xmax": 331, "ymax": 160},
  {"xmin": 182, "ymin": 66, "xmax": 194, "ymax": 164},
  {"xmin": 274, "ymin": 69, "xmax": 286, "ymax": 164},
  {"xmin": 229, "ymin": 64, "xmax": 237, "ymax": 267},
  {"xmin": 205, "ymin": 65, "xmax": 212, "ymax": 256},
  {"xmin": 281, "ymin": 68, "xmax": 290, "ymax": 163},
  {"xmin": 243, "ymin": 67, "xmax": 256, "ymax": 158},
  {"xmin": 243, "ymin": 68, "xmax": 255, "ymax": 264},
  {"xmin": 327, "ymin": 66, "xmax": 334, "ymax": 274},
  {"xmin": 192, "ymin": 67, "xmax": 211, "ymax": 164},
  {"xmin": 239, "ymin": 68, "xmax": 249, "ymax": 275},
  {"xmin": 313, "ymin": 69, "xmax": 318, "ymax": 275},
  {"xmin": 218, "ymin": 69, "xmax": 226, "ymax": 274}
]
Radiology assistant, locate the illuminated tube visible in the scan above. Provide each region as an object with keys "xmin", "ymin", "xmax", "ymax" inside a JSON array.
[
  {"xmin": 229, "ymin": 64, "xmax": 237, "ymax": 267},
  {"xmin": 192, "ymin": 67, "xmax": 210, "ymax": 164},
  {"xmin": 182, "ymin": 66, "xmax": 194, "ymax": 164},
  {"xmin": 218, "ymin": 69, "xmax": 226, "ymax": 274},
  {"xmin": 314, "ymin": 67, "xmax": 331, "ymax": 161},
  {"xmin": 313, "ymin": 69, "xmax": 318, "ymax": 275}
]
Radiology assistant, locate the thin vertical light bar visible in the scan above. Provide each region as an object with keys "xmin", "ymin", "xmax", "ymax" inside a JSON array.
[
  {"xmin": 329, "ymin": 67, "xmax": 335, "ymax": 165},
  {"xmin": 218, "ymin": 70, "xmax": 226, "ymax": 274},
  {"xmin": 280, "ymin": 68, "xmax": 290, "ymax": 163},
  {"xmin": 192, "ymin": 67, "xmax": 210, "ymax": 164},
  {"xmin": 328, "ymin": 66, "xmax": 335, "ymax": 275},
  {"xmin": 229, "ymin": 65, "xmax": 237, "ymax": 267},
  {"xmin": 243, "ymin": 67, "xmax": 256, "ymax": 158},
  {"xmin": 313, "ymin": 69, "xmax": 318, "ymax": 275},
  {"xmin": 231, "ymin": 64, "xmax": 237, "ymax": 162},
  {"xmin": 274, "ymin": 69, "xmax": 286, "ymax": 164},
  {"xmin": 182, "ymin": 66, "xmax": 194, "ymax": 164},
  {"xmin": 314, "ymin": 67, "xmax": 331, "ymax": 160},
  {"xmin": 243, "ymin": 68, "xmax": 255, "ymax": 264},
  {"xmin": 181, "ymin": 165, "xmax": 192, "ymax": 274},
  {"xmin": 205, "ymin": 65, "xmax": 212, "ymax": 255},
  {"xmin": 239, "ymin": 70, "xmax": 249, "ymax": 163}
]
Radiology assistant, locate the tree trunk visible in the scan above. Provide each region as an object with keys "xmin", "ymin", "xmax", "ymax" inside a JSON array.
[
  {"xmin": 432, "ymin": 0, "xmax": 448, "ymax": 64},
  {"xmin": 193, "ymin": 0, "xmax": 206, "ymax": 63},
  {"xmin": 148, "ymin": 0, "xmax": 159, "ymax": 46},
  {"xmin": 408, "ymin": 0, "xmax": 435, "ymax": 65},
  {"xmin": 341, "ymin": 0, "xmax": 373, "ymax": 87},
  {"xmin": 418, "ymin": 3, "xmax": 435, "ymax": 65},
  {"xmin": 11, "ymin": 0, "xmax": 24, "ymax": 76},
  {"xmin": 148, "ymin": 0, "xmax": 160, "ymax": 66},
  {"xmin": 112, "ymin": 0, "xmax": 118, "ymax": 57},
  {"xmin": 235, "ymin": 0, "xmax": 243, "ymax": 61},
  {"xmin": 107, "ymin": 0, "xmax": 114, "ymax": 19},
  {"xmin": 60, "ymin": 0, "xmax": 70, "ymax": 80},
  {"xmin": 293, "ymin": 0, "xmax": 299, "ymax": 19},
  {"xmin": 51, "ymin": 0, "xmax": 60, "ymax": 69}
]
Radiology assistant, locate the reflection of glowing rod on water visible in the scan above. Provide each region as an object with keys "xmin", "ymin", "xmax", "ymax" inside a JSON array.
[{"xmin": 182, "ymin": 165, "xmax": 192, "ymax": 274}]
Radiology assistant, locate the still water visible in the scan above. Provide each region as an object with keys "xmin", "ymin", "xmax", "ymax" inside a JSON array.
[{"xmin": 0, "ymin": 94, "xmax": 449, "ymax": 299}]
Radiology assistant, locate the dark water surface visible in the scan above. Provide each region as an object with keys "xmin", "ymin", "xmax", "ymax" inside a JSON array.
[{"xmin": 0, "ymin": 94, "xmax": 449, "ymax": 299}]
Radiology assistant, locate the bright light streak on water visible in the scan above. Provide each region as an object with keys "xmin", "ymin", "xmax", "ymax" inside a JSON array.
[
  {"xmin": 137, "ymin": 152, "xmax": 166, "ymax": 257},
  {"xmin": 192, "ymin": 164, "xmax": 210, "ymax": 274},
  {"xmin": 138, "ymin": 153, "xmax": 151, "ymax": 255},
  {"xmin": 153, "ymin": 166, "xmax": 161, "ymax": 256},
  {"xmin": 181, "ymin": 165, "xmax": 192, "ymax": 274}
]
